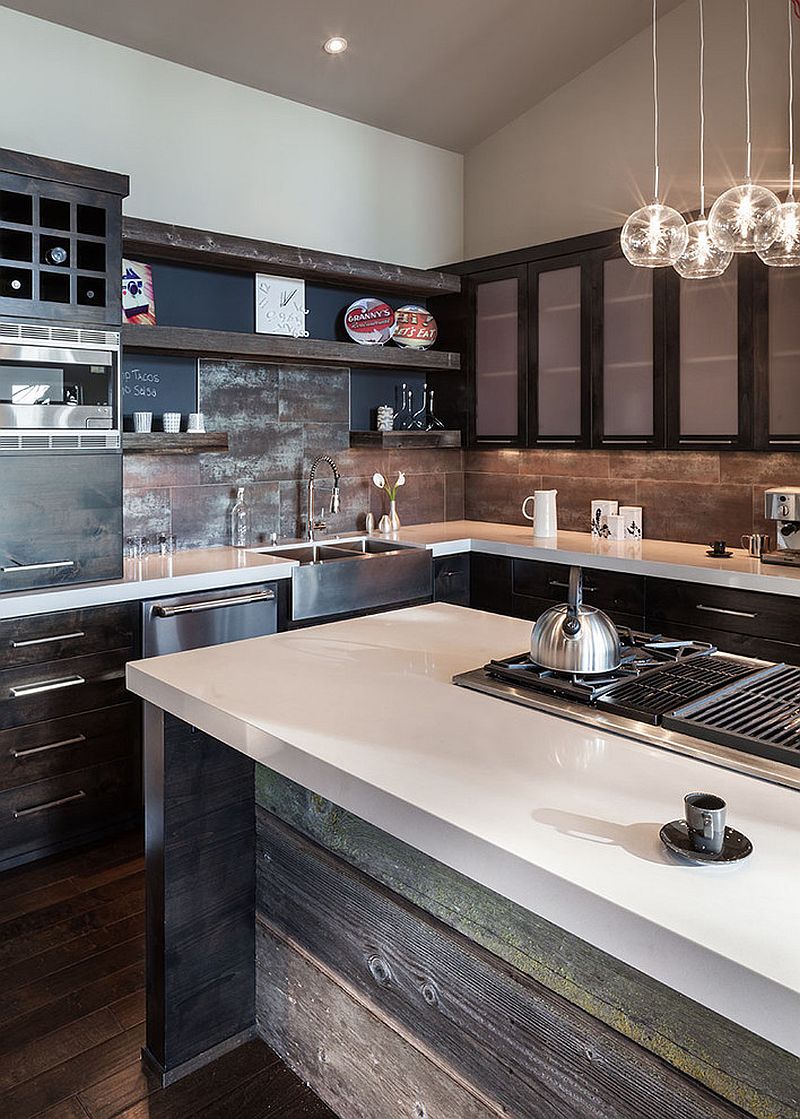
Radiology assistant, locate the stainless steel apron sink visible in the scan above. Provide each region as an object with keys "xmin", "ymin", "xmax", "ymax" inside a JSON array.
[{"xmin": 250, "ymin": 537, "xmax": 432, "ymax": 622}]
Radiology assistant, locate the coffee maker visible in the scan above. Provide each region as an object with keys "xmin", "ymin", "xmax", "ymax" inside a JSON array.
[{"xmin": 761, "ymin": 488, "xmax": 800, "ymax": 566}]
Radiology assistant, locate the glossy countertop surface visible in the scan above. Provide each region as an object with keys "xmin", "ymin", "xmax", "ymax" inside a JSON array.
[{"xmin": 127, "ymin": 603, "xmax": 800, "ymax": 1057}]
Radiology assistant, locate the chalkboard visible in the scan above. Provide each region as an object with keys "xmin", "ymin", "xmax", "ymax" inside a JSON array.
[
  {"xmin": 121, "ymin": 352, "xmax": 198, "ymax": 427},
  {"xmin": 350, "ymin": 369, "xmax": 425, "ymax": 431}
]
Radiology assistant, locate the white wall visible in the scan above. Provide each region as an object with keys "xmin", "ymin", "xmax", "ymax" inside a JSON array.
[
  {"xmin": 464, "ymin": 0, "xmax": 792, "ymax": 258},
  {"xmin": 0, "ymin": 7, "xmax": 463, "ymax": 269}
]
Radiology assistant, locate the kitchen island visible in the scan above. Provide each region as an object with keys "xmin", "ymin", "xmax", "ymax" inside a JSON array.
[{"xmin": 126, "ymin": 604, "xmax": 799, "ymax": 1118}]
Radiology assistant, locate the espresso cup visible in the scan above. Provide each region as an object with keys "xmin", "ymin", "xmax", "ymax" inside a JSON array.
[
  {"xmin": 709, "ymin": 539, "xmax": 728, "ymax": 557},
  {"xmin": 684, "ymin": 792, "xmax": 727, "ymax": 854}
]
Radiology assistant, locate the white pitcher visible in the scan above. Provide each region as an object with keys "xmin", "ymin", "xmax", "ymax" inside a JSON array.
[{"xmin": 522, "ymin": 489, "xmax": 558, "ymax": 538}]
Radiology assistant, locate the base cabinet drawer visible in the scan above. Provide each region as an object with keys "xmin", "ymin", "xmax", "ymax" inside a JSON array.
[
  {"xmin": 0, "ymin": 649, "xmax": 130, "ymax": 730},
  {"xmin": 470, "ymin": 554, "xmax": 513, "ymax": 615},
  {"xmin": 0, "ymin": 603, "xmax": 137, "ymax": 669},
  {"xmin": 510, "ymin": 592, "xmax": 643, "ymax": 633},
  {"xmin": 646, "ymin": 578, "xmax": 795, "ymax": 645},
  {"xmin": 0, "ymin": 703, "xmax": 139, "ymax": 791},
  {"xmin": 433, "ymin": 554, "xmax": 470, "ymax": 606},
  {"xmin": 0, "ymin": 758, "xmax": 140, "ymax": 867},
  {"xmin": 513, "ymin": 560, "xmax": 645, "ymax": 618}
]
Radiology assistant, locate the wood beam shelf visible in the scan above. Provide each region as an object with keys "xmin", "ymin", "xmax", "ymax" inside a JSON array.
[
  {"xmin": 121, "ymin": 324, "xmax": 460, "ymax": 372},
  {"xmin": 123, "ymin": 217, "xmax": 461, "ymax": 297},
  {"xmin": 349, "ymin": 429, "xmax": 461, "ymax": 448},
  {"xmin": 122, "ymin": 432, "xmax": 229, "ymax": 454}
]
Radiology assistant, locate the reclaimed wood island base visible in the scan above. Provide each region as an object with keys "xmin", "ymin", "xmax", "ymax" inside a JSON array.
[{"xmin": 128, "ymin": 607, "xmax": 800, "ymax": 1119}]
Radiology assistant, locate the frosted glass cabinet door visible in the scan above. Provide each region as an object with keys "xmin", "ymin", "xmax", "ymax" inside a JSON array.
[
  {"xmin": 768, "ymin": 267, "xmax": 800, "ymax": 442},
  {"xmin": 474, "ymin": 269, "xmax": 525, "ymax": 442},
  {"xmin": 601, "ymin": 257, "xmax": 655, "ymax": 441},
  {"xmin": 533, "ymin": 263, "xmax": 585, "ymax": 442},
  {"xmin": 676, "ymin": 260, "xmax": 740, "ymax": 444}
]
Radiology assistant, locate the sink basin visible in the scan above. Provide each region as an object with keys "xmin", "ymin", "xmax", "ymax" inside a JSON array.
[{"xmin": 249, "ymin": 537, "xmax": 431, "ymax": 622}]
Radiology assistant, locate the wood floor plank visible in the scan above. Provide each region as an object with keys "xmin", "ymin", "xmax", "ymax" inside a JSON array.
[
  {"xmin": 0, "ymin": 878, "xmax": 82, "ymax": 926},
  {"xmin": 78, "ymin": 1039, "xmax": 277, "ymax": 1119},
  {"xmin": 0, "ymin": 872, "xmax": 144, "ymax": 944},
  {"xmin": 193, "ymin": 1064, "xmax": 336, "ymax": 1119},
  {"xmin": 0, "ymin": 830, "xmax": 142, "ymax": 906},
  {"xmin": 68, "ymin": 858, "xmax": 144, "ymax": 895},
  {"xmin": 0, "ymin": 1008, "xmax": 121, "ymax": 1093},
  {"xmin": 0, "ymin": 961, "xmax": 144, "ymax": 1057},
  {"xmin": 0, "ymin": 935, "xmax": 145, "ymax": 1022},
  {"xmin": 0, "ymin": 913, "xmax": 145, "ymax": 995},
  {"xmin": 34, "ymin": 1097, "xmax": 90, "ymax": 1118},
  {"xmin": 0, "ymin": 890, "xmax": 144, "ymax": 972},
  {"xmin": 107, "ymin": 989, "xmax": 145, "ymax": 1031},
  {"xmin": 0, "ymin": 1024, "xmax": 144, "ymax": 1119}
]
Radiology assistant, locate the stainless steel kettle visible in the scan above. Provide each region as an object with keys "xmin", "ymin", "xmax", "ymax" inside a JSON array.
[{"xmin": 529, "ymin": 566, "xmax": 621, "ymax": 674}]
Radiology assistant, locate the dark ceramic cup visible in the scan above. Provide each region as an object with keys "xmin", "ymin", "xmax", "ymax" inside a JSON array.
[{"xmin": 684, "ymin": 792, "xmax": 727, "ymax": 854}]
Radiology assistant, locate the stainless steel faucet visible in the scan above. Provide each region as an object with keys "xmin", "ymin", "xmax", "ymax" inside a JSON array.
[{"xmin": 306, "ymin": 454, "xmax": 341, "ymax": 541}]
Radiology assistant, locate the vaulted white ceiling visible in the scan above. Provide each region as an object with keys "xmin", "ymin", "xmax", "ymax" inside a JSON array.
[{"xmin": 1, "ymin": 0, "xmax": 685, "ymax": 152}]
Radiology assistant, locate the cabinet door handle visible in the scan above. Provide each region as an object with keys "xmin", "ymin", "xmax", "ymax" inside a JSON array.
[
  {"xmin": 10, "ymin": 631, "xmax": 84, "ymax": 649},
  {"xmin": 13, "ymin": 790, "xmax": 86, "ymax": 818},
  {"xmin": 12, "ymin": 734, "xmax": 86, "ymax": 759},
  {"xmin": 695, "ymin": 604, "xmax": 758, "ymax": 620},
  {"xmin": 549, "ymin": 578, "xmax": 598, "ymax": 593},
  {"xmin": 9, "ymin": 675, "xmax": 85, "ymax": 698},
  {"xmin": 0, "ymin": 560, "xmax": 75, "ymax": 574},
  {"xmin": 152, "ymin": 590, "xmax": 275, "ymax": 617}
]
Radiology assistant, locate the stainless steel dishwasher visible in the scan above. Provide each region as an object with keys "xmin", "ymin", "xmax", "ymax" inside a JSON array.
[{"xmin": 142, "ymin": 583, "xmax": 278, "ymax": 657}]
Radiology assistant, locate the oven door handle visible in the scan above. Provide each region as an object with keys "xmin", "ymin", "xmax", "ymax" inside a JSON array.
[{"xmin": 152, "ymin": 590, "xmax": 275, "ymax": 617}]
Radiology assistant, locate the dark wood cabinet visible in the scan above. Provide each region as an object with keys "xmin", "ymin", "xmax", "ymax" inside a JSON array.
[
  {"xmin": 433, "ymin": 553, "xmax": 470, "ymax": 606},
  {"xmin": 0, "ymin": 601, "xmax": 140, "ymax": 869},
  {"xmin": 0, "ymin": 453, "xmax": 123, "ymax": 593},
  {"xmin": 454, "ymin": 224, "xmax": 797, "ymax": 452},
  {"xmin": 470, "ymin": 553, "xmax": 513, "ymax": 615},
  {"xmin": 0, "ymin": 148, "xmax": 128, "ymax": 327}
]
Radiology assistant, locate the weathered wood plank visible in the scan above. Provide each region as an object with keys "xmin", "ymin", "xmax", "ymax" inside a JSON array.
[
  {"xmin": 257, "ymin": 920, "xmax": 501, "ymax": 1119},
  {"xmin": 123, "ymin": 215, "xmax": 461, "ymax": 296},
  {"xmin": 121, "ymin": 323, "xmax": 460, "ymax": 371},
  {"xmin": 0, "ymin": 147, "xmax": 129, "ymax": 195},
  {"xmin": 349, "ymin": 429, "xmax": 462, "ymax": 448},
  {"xmin": 255, "ymin": 766, "xmax": 798, "ymax": 1119},
  {"xmin": 256, "ymin": 807, "xmax": 750, "ymax": 1119},
  {"xmin": 122, "ymin": 433, "xmax": 229, "ymax": 455}
]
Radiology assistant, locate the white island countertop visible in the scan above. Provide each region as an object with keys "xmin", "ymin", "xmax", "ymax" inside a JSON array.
[{"xmin": 126, "ymin": 603, "xmax": 800, "ymax": 1058}]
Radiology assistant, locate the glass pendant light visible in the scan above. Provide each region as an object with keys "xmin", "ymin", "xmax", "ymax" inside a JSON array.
[
  {"xmin": 758, "ymin": 0, "xmax": 800, "ymax": 267},
  {"xmin": 708, "ymin": 0, "xmax": 781, "ymax": 253},
  {"xmin": 675, "ymin": 0, "xmax": 732, "ymax": 279},
  {"xmin": 621, "ymin": 0, "xmax": 688, "ymax": 267}
]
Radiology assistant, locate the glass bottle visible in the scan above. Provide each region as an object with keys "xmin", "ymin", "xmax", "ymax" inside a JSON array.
[
  {"xmin": 394, "ymin": 383, "xmax": 411, "ymax": 430},
  {"xmin": 410, "ymin": 383, "xmax": 427, "ymax": 429},
  {"xmin": 426, "ymin": 388, "xmax": 445, "ymax": 430},
  {"xmin": 231, "ymin": 486, "xmax": 250, "ymax": 548}
]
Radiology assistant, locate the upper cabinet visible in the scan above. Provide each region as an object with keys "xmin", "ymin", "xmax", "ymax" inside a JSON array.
[
  {"xmin": 529, "ymin": 256, "xmax": 590, "ymax": 446},
  {"xmin": 472, "ymin": 266, "xmax": 527, "ymax": 445},
  {"xmin": 461, "ymin": 228, "xmax": 799, "ymax": 452}
]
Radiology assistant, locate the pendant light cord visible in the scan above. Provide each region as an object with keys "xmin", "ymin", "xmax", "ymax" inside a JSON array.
[
  {"xmin": 699, "ymin": 0, "xmax": 706, "ymax": 215},
  {"xmin": 652, "ymin": 0, "xmax": 660, "ymax": 200},
  {"xmin": 790, "ymin": 0, "xmax": 796, "ymax": 198},
  {"xmin": 745, "ymin": 0, "xmax": 752, "ymax": 181}
]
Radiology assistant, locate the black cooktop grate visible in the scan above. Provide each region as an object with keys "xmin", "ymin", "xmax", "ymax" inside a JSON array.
[
  {"xmin": 664, "ymin": 664, "xmax": 800, "ymax": 768},
  {"xmin": 596, "ymin": 656, "xmax": 762, "ymax": 724}
]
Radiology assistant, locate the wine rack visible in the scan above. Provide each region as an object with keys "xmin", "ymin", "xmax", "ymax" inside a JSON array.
[{"xmin": 0, "ymin": 153, "xmax": 128, "ymax": 326}]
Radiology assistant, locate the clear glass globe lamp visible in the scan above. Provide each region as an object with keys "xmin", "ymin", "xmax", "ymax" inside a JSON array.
[
  {"xmin": 674, "ymin": 217, "xmax": 733, "ymax": 279},
  {"xmin": 707, "ymin": 181, "xmax": 781, "ymax": 253},
  {"xmin": 620, "ymin": 202, "xmax": 689, "ymax": 267},
  {"xmin": 756, "ymin": 198, "xmax": 800, "ymax": 266}
]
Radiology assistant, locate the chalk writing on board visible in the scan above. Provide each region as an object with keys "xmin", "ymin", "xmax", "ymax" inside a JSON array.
[{"xmin": 122, "ymin": 367, "xmax": 161, "ymax": 401}]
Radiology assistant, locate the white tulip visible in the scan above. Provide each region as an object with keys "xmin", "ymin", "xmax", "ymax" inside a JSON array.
[
  {"xmin": 396, "ymin": 471, "xmax": 406, "ymax": 487},
  {"xmin": 372, "ymin": 472, "xmax": 386, "ymax": 489}
]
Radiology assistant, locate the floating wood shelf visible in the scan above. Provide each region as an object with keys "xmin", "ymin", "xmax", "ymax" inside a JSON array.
[
  {"xmin": 349, "ymin": 429, "xmax": 461, "ymax": 448},
  {"xmin": 121, "ymin": 324, "xmax": 460, "ymax": 372},
  {"xmin": 122, "ymin": 432, "xmax": 229, "ymax": 454},
  {"xmin": 123, "ymin": 216, "xmax": 461, "ymax": 297}
]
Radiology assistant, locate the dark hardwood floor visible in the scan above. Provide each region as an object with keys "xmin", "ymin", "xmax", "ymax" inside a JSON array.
[{"xmin": 0, "ymin": 830, "xmax": 338, "ymax": 1119}]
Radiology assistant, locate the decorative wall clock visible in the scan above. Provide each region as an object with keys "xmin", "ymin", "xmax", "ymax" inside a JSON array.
[{"xmin": 255, "ymin": 274, "xmax": 309, "ymax": 337}]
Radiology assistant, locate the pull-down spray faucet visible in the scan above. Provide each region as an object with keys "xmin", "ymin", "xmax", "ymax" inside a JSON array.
[{"xmin": 306, "ymin": 455, "xmax": 341, "ymax": 541}]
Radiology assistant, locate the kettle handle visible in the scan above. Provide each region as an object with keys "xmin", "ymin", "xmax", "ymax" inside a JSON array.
[{"xmin": 562, "ymin": 566, "xmax": 583, "ymax": 637}]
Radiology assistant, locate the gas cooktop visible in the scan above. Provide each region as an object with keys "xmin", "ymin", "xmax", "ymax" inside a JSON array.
[{"xmin": 454, "ymin": 625, "xmax": 800, "ymax": 785}]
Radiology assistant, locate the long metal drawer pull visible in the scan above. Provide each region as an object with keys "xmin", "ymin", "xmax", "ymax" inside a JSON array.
[
  {"xmin": 153, "ymin": 590, "xmax": 275, "ymax": 617},
  {"xmin": 0, "ymin": 560, "xmax": 75, "ymax": 574},
  {"xmin": 9, "ymin": 675, "xmax": 86, "ymax": 698},
  {"xmin": 10, "ymin": 631, "xmax": 85, "ymax": 649},
  {"xmin": 14, "ymin": 790, "xmax": 86, "ymax": 818},
  {"xmin": 549, "ymin": 578, "xmax": 598, "ymax": 592},
  {"xmin": 696, "ymin": 604, "xmax": 758, "ymax": 619},
  {"xmin": 12, "ymin": 734, "xmax": 86, "ymax": 759}
]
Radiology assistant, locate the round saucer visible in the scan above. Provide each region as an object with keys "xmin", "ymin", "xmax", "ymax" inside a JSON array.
[
  {"xmin": 705, "ymin": 549, "xmax": 733, "ymax": 559},
  {"xmin": 659, "ymin": 819, "xmax": 753, "ymax": 865}
]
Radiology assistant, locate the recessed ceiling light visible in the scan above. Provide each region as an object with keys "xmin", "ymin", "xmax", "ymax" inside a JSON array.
[{"xmin": 323, "ymin": 36, "xmax": 348, "ymax": 55}]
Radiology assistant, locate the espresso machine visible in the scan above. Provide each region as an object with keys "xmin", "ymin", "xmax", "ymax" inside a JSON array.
[{"xmin": 761, "ymin": 488, "xmax": 800, "ymax": 567}]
